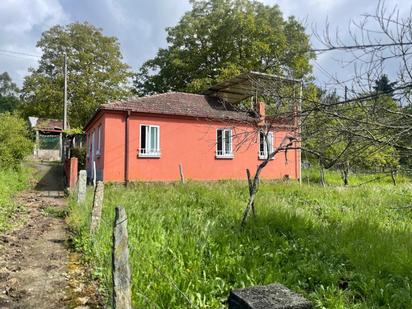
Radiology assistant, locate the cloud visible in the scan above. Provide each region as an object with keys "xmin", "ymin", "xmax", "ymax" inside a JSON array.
[
  {"xmin": 0, "ymin": 0, "xmax": 68, "ymax": 85},
  {"xmin": 0, "ymin": 0, "xmax": 410, "ymax": 89}
]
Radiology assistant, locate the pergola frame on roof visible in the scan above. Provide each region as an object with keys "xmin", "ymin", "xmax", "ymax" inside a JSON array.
[{"xmin": 203, "ymin": 71, "xmax": 302, "ymax": 104}]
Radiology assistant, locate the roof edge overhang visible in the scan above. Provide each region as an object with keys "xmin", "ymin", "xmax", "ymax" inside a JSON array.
[{"xmin": 84, "ymin": 108, "xmax": 296, "ymax": 132}]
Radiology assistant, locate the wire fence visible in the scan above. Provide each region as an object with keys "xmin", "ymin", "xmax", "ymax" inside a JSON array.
[{"xmin": 92, "ymin": 204, "xmax": 197, "ymax": 308}]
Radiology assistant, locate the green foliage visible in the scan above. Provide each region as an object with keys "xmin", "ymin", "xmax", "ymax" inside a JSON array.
[
  {"xmin": 373, "ymin": 74, "xmax": 397, "ymax": 96},
  {"xmin": 0, "ymin": 113, "xmax": 33, "ymax": 168},
  {"xmin": 64, "ymin": 127, "xmax": 83, "ymax": 135},
  {"xmin": 134, "ymin": 0, "xmax": 314, "ymax": 95},
  {"xmin": 21, "ymin": 22, "xmax": 132, "ymax": 127},
  {"xmin": 0, "ymin": 168, "xmax": 31, "ymax": 232},
  {"xmin": 0, "ymin": 72, "xmax": 21, "ymax": 113},
  {"xmin": 69, "ymin": 176, "xmax": 412, "ymax": 308},
  {"xmin": 70, "ymin": 147, "xmax": 86, "ymax": 170},
  {"xmin": 303, "ymin": 88, "xmax": 401, "ymax": 186}
]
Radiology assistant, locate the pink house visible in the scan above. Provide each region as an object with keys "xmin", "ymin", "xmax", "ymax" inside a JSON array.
[{"xmin": 84, "ymin": 73, "xmax": 301, "ymax": 183}]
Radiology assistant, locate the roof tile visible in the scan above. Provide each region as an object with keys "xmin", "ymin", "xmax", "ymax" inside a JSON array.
[{"xmin": 101, "ymin": 92, "xmax": 256, "ymax": 122}]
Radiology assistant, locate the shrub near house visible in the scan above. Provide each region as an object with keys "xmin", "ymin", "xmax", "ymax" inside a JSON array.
[{"xmin": 0, "ymin": 113, "xmax": 32, "ymax": 231}]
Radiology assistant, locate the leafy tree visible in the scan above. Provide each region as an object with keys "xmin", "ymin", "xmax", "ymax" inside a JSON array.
[
  {"xmin": 0, "ymin": 72, "xmax": 21, "ymax": 113},
  {"xmin": 0, "ymin": 113, "xmax": 33, "ymax": 168},
  {"xmin": 373, "ymin": 74, "xmax": 397, "ymax": 96},
  {"xmin": 134, "ymin": 0, "xmax": 314, "ymax": 95},
  {"xmin": 21, "ymin": 22, "xmax": 132, "ymax": 127}
]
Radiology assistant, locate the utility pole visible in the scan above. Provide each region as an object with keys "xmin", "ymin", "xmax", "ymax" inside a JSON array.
[
  {"xmin": 62, "ymin": 53, "xmax": 68, "ymax": 162},
  {"xmin": 63, "ymin": 53, "xmax": 68, "ymax": 130}
]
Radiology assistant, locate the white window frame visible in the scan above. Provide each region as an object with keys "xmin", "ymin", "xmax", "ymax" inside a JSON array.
[
  {"xmin": 259, "ymin": 131, "xmax": 274, "ymax": 160},
  {"xmin": 96, "ymin": 125, "xmax": 102, "ymax": 156},
  {"xmin": 216, "ymin": 128, "xmax": 233, "ymax": 159},
  {"xmin": 139, "ymin": 124, "xmax": 161, "ymax": 158}
]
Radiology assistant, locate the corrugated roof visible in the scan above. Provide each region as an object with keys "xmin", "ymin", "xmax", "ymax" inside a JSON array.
[
  {"xmin": 203, "ymin": 71, "xmax": 301, "ymax": 104},
  {"xmin": 32, "ymin": 118, "xmax": 63, "ymax": 131}
]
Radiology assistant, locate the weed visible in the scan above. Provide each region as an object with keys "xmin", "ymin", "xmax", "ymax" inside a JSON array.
[{"xmin": 68, "ymin": 171, "xmax": 412, "ymax": 308}]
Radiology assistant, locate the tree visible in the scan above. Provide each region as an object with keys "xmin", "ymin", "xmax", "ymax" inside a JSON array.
[
  {"xmin": 373, "ymin": 74, "xmax": 397, "ymax": 96},
  {"xmin": 21, "ymin": 22, "xmax": 132, "ymax": 127},
  {"xmin": 134, "ymin": 0, "xmax": 314, "ymax": 95},
  {"xmin": 0, "ymin": 72, "xmax": 21, "ymax": 113},
  {"xmin": 310, "ymin": 1, "xmax": 412, "ymax": 171},
  {"xmin": 235, "ymin": 74, "xmax": 300, "ymax": 226},
  {"xmin": 0, "ymin": 113, "xmax": 33, "ymax": 168},
  {"xmin": 303, "ymin": 85, "xmax": 401, "ymax": 186}
]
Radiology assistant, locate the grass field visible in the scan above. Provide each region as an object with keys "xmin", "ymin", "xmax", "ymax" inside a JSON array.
[
  {"xmin": 68, "ymin": 170, "xmax": 412, "ymax": 308},
  {"xmin": 0, "ymin": 167, "xmax": 31, "ymax": 232}
]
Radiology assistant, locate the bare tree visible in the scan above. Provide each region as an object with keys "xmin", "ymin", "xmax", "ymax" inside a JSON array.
[
  {"xmin": 294, "ymin": 1, "xmax": 412, "ymax": 185},
  {"xmin": 214, "ymin": 74, "xmax": 302, "ymax": 227}
]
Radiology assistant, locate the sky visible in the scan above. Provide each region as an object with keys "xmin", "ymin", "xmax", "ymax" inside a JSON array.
[{"xmin": 0, "ymin": 0, "xmax": 409, "ymax": 88}]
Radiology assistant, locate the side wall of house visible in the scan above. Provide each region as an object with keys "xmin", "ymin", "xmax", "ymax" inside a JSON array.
[
  {"xmin": 101, "ymin": 111, "xmax": 300, "ymax": 182},
  {"xmin": 85, "ymin": 113, "xmax": 106, "ymax": 182},
  {"xmin": 102, "ymin": 112, "xmax": 126, "ymax": 182}
]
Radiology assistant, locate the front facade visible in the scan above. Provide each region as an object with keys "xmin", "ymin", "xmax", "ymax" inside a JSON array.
[{"xmin": 84, "ymin": 92, "xmax": 300, "ymax": 183}]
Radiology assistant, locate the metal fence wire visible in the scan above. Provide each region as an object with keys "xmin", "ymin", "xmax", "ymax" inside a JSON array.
[
  {"xmin": 97, "ymin": 214, "xmax": 198, "ymax": 309},
  {"xmin": 39, "ymin": 134, "xmax": 60, "ymax": 150}
]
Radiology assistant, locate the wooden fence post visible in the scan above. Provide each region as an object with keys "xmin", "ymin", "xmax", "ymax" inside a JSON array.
[
  {"xmin": 90, "ymin": 181, "xmax": 104, "ymax": 235},
  {"xmin": 77, "ymin": 170, "xmax": 87, "ymax": 203},
  {"xmin": 112, "ymin": 206, "xmax": 132, "ymax": 309},
  {"xmin": 179, "ymin": 163, "xmax": 185, "ymax": 183}
]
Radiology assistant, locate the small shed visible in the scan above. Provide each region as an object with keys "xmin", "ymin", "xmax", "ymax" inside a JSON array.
[{"xmin": 29, "ymin": 117, "xmax": 63, "ymax": 161}]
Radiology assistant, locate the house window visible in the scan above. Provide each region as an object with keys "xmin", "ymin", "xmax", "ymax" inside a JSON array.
[
  {"xmin": 96, "ymin": 125, "xmax": 102, "ymax": 156},
  {"xmin": 139, "ymin": 125, "xmax": 160, "ymax": 157},
  {"xmin": 259, "ymin": 131, "xmax": 274, "ymax": 160},
  {"xmin": 216, "ymin": 128, "xmax": 233, "ymax": 158}
]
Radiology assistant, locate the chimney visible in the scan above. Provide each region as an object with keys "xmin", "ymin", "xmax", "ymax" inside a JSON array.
[{"xmin": 256, "ymin": 101, "xmax": 265, "ymax": 126}]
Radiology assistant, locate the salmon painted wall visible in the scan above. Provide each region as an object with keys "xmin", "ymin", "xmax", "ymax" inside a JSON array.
[
  {"xmin": 94, "ymin": 111, "xmax": 300, "ymax": 182},
  {"xmin": 85, "ymin": 113, "xmax": 105, "ymax": 181}
]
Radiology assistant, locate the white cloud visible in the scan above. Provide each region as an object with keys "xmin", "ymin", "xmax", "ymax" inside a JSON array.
[
  {"xmin": 0, "ymin": 0, "xmax": 410, "ymax": 88},
  {"xmin": 0, "ymin": 0, "xmax": 68, "ymax": 85}
]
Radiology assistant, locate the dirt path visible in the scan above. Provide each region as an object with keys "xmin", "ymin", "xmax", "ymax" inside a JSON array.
[{"xmin": 0, "ymin": 162, "xmax": 101, "ymax": 309}]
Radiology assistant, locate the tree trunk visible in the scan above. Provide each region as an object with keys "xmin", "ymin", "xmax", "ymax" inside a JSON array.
[
  {"xmin": 391, "ymin": 169, "xmax": 397, "ymax": 186},
  {"xmin": 342, "ymin": 169, "xmax": 349, "ymax": 186},
  {"xmin": 319, "ymin": 160, "xmax": 325, "ymax": 187},
  {"xmin": 240, "ymin": 135, "xmax": 295, "ymax": 227},
  {"xmin": 246, "ymin": 169, "xmax": 256, "ymax": 218}
]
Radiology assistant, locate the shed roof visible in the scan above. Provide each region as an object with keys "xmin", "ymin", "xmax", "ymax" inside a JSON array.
[{"xmin": 29, "ymin": 117, "xmax": 63, "ymax": 132}]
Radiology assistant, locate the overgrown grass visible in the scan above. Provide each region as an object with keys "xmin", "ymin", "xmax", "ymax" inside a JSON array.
[
  {"xmin": 0, "ymin": 167, "xmax": 31, "ymax": 232},
  {"xmin": 302, "ymin": 167, "xmax": 409, "ymax": 186},
  {"xmin": 68, "ymin": 172, "xmax": 412, "ymax": 308}
]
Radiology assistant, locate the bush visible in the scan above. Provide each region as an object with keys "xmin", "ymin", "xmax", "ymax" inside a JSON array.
[
  {"xmin": 0, "ymin": 168, "xmax": 30, "ymax": 232},
  {"xmin": 71, "ymin": 147, "xmax": 86, "ymax": 170},
  {"xmin": 0, "ymin": 113, "xmax": 32, "ymax": 168}
]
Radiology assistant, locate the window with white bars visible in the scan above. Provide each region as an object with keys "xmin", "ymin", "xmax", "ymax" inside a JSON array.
[
  {"xmin": 259, "ymin": 131, "xmax": 273, "ymax": 160},
  {"xmin": 139, "ymin": 125, "xmax": 160, "ymax": 157},
  {"xmin": 216, "ymin": 128, "xmax": 233, "ymax": 158}
]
